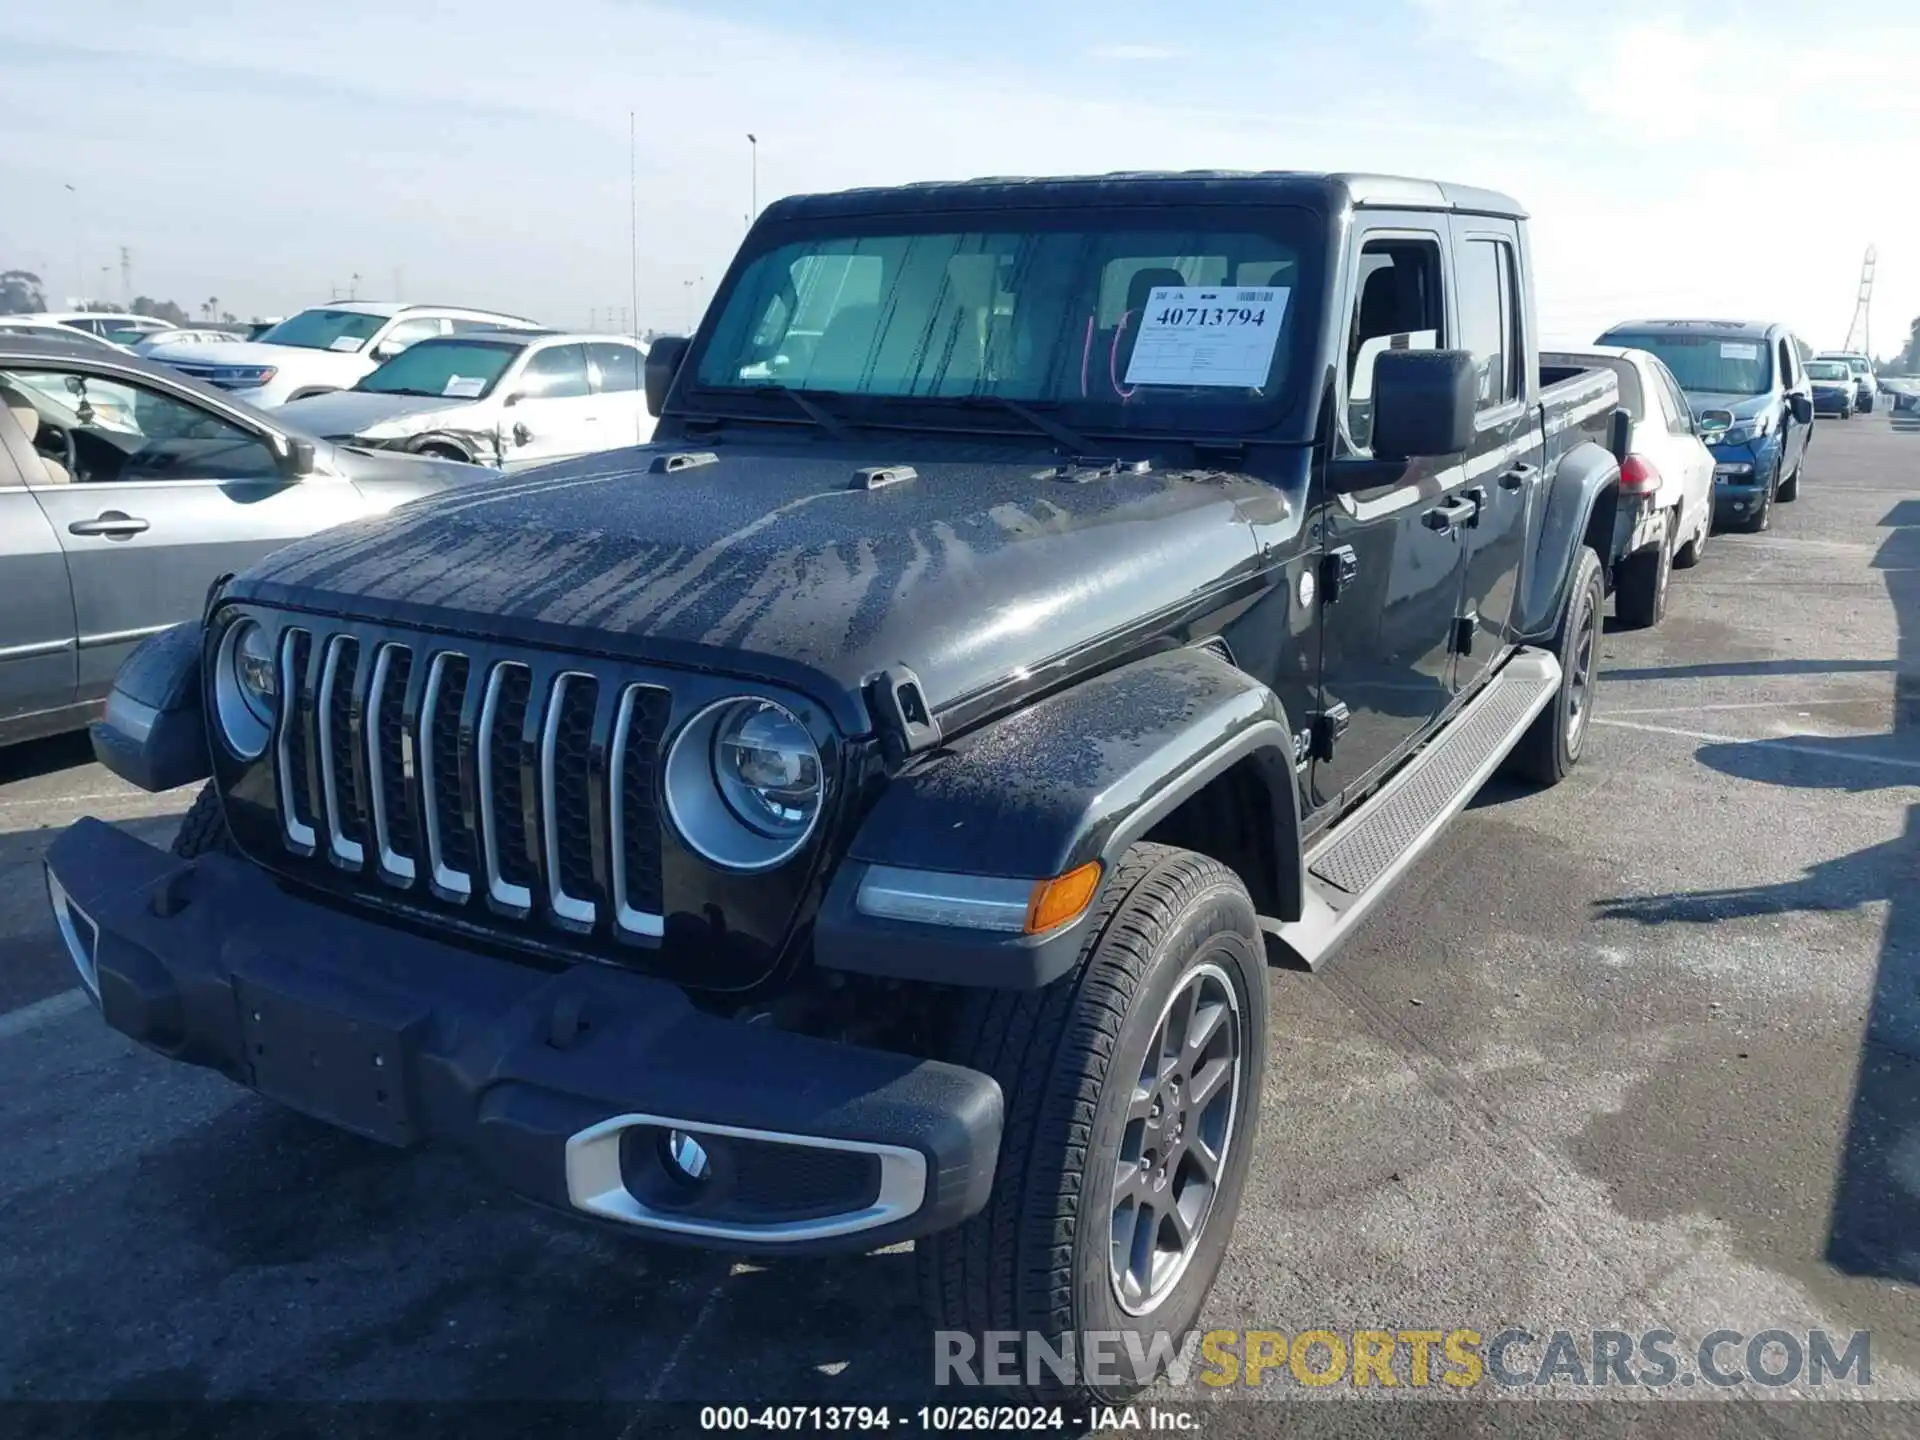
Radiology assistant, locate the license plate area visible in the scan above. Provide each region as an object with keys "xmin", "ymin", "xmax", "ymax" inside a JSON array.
[{"xmin": 234, "ymin": 973, "xmax": 423, "ymax": 1147}]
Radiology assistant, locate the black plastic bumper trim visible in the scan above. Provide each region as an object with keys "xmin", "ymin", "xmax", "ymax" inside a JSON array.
[{"xmin": 43, "ymin": 818, "xmax": 1003, "ymax": 1255}]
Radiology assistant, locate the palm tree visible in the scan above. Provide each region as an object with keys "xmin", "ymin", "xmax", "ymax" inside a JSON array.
[{"xmin": 204, "ymin": 296, "xmax": 218, "ymax": 321}]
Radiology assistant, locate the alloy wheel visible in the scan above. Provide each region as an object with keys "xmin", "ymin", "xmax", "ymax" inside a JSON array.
[{"xmin": 1110, "ymin": 961, "xmax": 1243, "ymax": 1316}]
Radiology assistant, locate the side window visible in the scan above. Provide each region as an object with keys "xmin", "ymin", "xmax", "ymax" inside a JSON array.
[
  {"xmin": 1456, "ymin": 239, "xmax": 1519, "ymax": 410},
  {"xmin": 585, "ymin": 343, "xmax": 641, "ymax": 393},
  {"xmin": 1344, "ymin": 237, "xmax": 1444, "ymax": 450},
  {"xmin": 518, "ymin": 344, "xmax": 591, "ymax": 399},
  {"xmin": 449, "ymin": 317, "xmax": 515, "ymax": 335},
  {"xmin": 1658, "ymin": 366, "xmax": 1693, "ymax": 436},
  {"xmin": 0, "ymin": 367, "xmax": 276, "ymax": 485}
]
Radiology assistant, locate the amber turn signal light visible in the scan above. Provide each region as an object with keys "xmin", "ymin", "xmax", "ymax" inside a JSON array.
[{"xmin": 1025, "ymin": 862, "xmax": 1103, "ymax": 935}]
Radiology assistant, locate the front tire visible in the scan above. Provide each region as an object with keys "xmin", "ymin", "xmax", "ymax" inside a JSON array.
[
  {"xmin": 919, "ymin": 844, "xmax": 1269, "ymax": 1406},
  {"xmin": 1504, "ymin": 545, "xmax": 1604, "ymax": 787},
  {"xmin": 1613, "ymin": 510, "xmax": 1672, "ymax": 629},
  {"xmin": 1742, "ymin": 462, "xmax": 1777, "ymax": 532}
]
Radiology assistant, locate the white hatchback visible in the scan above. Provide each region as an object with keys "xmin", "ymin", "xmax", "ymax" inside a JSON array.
[{"xmin": 1545, "ymin": 345, "xmax": 1715, "ymax": 629}]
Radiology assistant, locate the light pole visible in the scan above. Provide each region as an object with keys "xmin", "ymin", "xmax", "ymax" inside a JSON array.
[
  {"xmin": 747, "ymin": 133, "xmax": 758, "ymax": 227},
  {"xmin": 63, "ymin": 183, "xmax": 81, "ymax": 307}
]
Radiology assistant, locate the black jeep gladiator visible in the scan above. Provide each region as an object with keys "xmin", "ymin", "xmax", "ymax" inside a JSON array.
[{"xmin": 48, "ymin": 172, "xmax": 1623, "ymax": 1400}]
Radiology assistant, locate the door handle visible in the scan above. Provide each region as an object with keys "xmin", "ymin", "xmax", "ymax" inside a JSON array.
[
  {"xmin": 1497, "ymin": 462, "xmax": 1539, "ymax": 490},
  {"xmin": 1421, "ymin": 495, "xmax": 1479, "ymax": 532},
  {"xmin": 68, "ymin": 511, "xmax": 149, "ymax": 539}
]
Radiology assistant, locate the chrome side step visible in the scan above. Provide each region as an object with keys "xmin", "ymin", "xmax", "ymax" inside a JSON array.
[{"xmin": 1266, "ymin": 647, "xmax": 1562, "ymax": 970}]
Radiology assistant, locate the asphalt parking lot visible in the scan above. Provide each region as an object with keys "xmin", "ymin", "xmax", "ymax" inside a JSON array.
[{"xmin": 1, "ymin": 412, "xmax": 1916, "ymax": 1435}]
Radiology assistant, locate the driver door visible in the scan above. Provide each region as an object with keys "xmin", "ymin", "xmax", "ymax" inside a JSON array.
[
  {"xmin": 6, "ymin": 360, "xmax": 366, "ymax": 694},
  {"xmin": 497, "ymin": 343, "xmax": 598, "ymax": 471}
]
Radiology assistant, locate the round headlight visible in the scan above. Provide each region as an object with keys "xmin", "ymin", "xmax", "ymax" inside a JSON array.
[
  {"xmin": 712, "ymin": 700, "xmax": 821, "ymax": 838},
  {"xmin": 664, "ymin": 697, "xmax": 824, "ymax": 871},
  {"xmin": 214, "ymin": 617, "xmax": 278, "ymax": 759}
]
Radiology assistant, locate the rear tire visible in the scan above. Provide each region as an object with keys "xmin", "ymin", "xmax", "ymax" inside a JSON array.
[
  {"xmin": 1673, "ymin": 509, "xmax": 1707, "ymax": 569},
  {"xmin": 918, "ymin": 843, "xmax": 1268, "ymax": 1406},
  {"xmin": 171, "ymin": 782, "xmax": 237, "ymax": 859},
  {"xmin": 1504, "ymin": 545, "xmax": 1604, "ymax": 787},
  {"xmin": 1613, "ymin": 511, "xmax": 1672, "ymax": 629}
]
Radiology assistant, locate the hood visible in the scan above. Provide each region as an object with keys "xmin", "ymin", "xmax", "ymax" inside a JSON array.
[
  {"xmin": 144, "ymin": 338, "xmax": 358, "ymax": 368},
  {"xmin": 235, "ymin": 443, "xmax": 1281, "ymax": 732},
  {"xmin": 319, "ymin": 441, "xmax": 494, "ymax": 501},
  {"xmin": 277, "ymin": 389, "xmax": 463, "ymax": 437},
  {"xmin": 1687, "ymin": 391, "xmax": 1774, "ymax": 421}
]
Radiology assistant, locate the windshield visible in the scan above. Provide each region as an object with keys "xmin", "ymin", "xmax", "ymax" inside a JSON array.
[
  {"xmin": 691, "ymin": 207, "xmax": 1321, "ymax": 435},
  {"xmin": 1603, "ymin": 332, "xmax": 1773, "ymax": 396},
  {"xmin": 256, "ymin": 308, "xmax": 387, "ymax": 352},
  {"xmin": 356, "ymin": 338, "xmax": 521, "ymax": 398},
  {"xmin": 1806, "ymin": 361, "xmax": 1850, "ymax": 381}
]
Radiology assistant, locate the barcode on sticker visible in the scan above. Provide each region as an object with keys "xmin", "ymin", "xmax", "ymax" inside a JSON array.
[{"xmin": 1235, "ymin": 290, "xmax": 1278, "ymax": 303}]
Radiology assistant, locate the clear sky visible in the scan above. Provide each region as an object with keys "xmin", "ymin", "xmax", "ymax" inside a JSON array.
[{"xmin": 2, "ymin": 0, "xmax": 1915, "ymax": 357}]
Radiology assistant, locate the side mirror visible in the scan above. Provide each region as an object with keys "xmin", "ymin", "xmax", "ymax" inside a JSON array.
[
  {"xmin": 501, "ymin": 392, "xmax": 525, "ymax": 408},
  {"xmin": 279, "ymin": 436, "xmax": 317, "ymax": 478},
  {"xmin": 1789, "ymin": 394, "xmax": 1814, "ymax": 426},
  {"xmin": 1606, "ymin": 405, "xmax": 1632, "ymax": 464},
  {"xmin": 371, "ymin": 340, "xmax": 403, "ymax": 362},
  {"xmin": 644, "ymin": 335, "xmax": 691, "ymax": 419},
  {"xmin": 1370, "ymin": 348, "xmax": 1476, "ymax": 461}
]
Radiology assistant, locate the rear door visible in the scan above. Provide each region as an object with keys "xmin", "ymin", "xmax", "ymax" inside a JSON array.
[
  {"xmin": 499, "ymin": 343, "xmax": 597, "ymax": 470},
  {"xmin": 1313, "ymin": 220, "xmax": 1470, "ymax": 809},
  {"xmin": 0, "ymin": 410, "xmax": 77, "ymax": 727},
  {"xmin": 1448, "ymin": 216, "xmax": 1540, "ymax": 693},
  {"xmin": 1646, "ymin": 358, "xmax": 1713, "ymax": 542},
  {"xmin": 585, "ymin": 341, "xmax": 655, "ymax": 450},
  {"xmin": 5, "ymin": 359, "xmax": 369, "ymax": 694}
]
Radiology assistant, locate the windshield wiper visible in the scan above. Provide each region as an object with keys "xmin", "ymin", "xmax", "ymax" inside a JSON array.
[
  {"xmin": 955, "ymin": 395, "xmax": 1094, "ymax": 455},
  {"xmin": 772, "ymin": 386, "xmax": 853, "ymax": 439}
]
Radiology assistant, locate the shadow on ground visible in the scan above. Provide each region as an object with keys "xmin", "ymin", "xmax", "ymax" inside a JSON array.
[{"xmin": 1592, "ymin": 497, "xmax": 1920, "ymax": 1285}]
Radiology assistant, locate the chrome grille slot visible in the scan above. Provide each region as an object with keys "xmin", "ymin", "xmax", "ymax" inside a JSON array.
[
  {"xmin": 422, "ymin": 652, "xmax": 475, "ymax": 899},
  {"xmin": 259, "ymin": 622, "xmax": 680, "ymax": 950},
  {"xmin": 542, "ymin": 673, "xmax": 601, "ymax": 928},
  {"xmin": 610, "ymin": 684, "xmax": 671, "ymax": 938},
  {"xmin": 478, "ymin": 661, "xmax": 536, "ymax": 915},
  {"xmin": 275, "ymin": 627, "xmax": 317, "ymax": 852},
  {"xmin": 367, "ymin": 643, "xmax": 416, "ymax": 882},
  {"xmin": 317, "ymin": 635, "xmax": 366, "ymax": 868}
]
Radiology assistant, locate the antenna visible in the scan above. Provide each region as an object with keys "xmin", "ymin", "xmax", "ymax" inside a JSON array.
[{"xmin": 1844, "ymin": 245, "xmax": 1876, "ymax": 357}]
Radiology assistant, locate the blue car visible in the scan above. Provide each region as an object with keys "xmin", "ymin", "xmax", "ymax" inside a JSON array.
[{"xmin": 1595, "ymin": 319, "xmax": 1815, "ymax": 533}]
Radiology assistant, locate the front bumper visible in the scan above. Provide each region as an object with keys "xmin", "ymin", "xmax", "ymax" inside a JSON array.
[
  {"xmin": 44, "ymin": 818, "xmax": 1003, "ymax": 1254},
  {"xmin": 1708, "ymin": 435, "xmax": 1780, "ymax": 512}
]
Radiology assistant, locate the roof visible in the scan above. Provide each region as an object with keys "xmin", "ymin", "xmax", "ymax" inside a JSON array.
[
  {"xmin": 30, "ymin": 311, "xmax": 157, "ymax": 324},
  {"xmin": 1601, "ymin": 318, "xmax": 1789, "ymax": 339},
  {"xmin": 288, "ymin": 301, "xmax": 538, "ymax": 323},
  {"xmin": 766, "ymin": 170, "xmax": 1526, "ymax": 222}
]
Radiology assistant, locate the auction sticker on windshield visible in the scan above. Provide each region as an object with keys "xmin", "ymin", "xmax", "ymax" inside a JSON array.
[
  {"xmin": 443, "ymin": 376, "xmax": 486, "ymax": 398},
  {"xmin": 1125, "ymin": 286, "xmax": 1290, "ymax": 389},
  {"xmin": 1720, "ymin": 342, "xmax": 1760, "ymax": 360},
  {"xmin": 329, "ymin": 336, "xmax": 363, "ymax": 352}
]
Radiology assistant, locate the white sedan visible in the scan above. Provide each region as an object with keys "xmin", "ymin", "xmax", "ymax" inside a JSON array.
[
  {"xmin": 1545, "ymin": 345, "xmax": 1715, "ymax": 629},
  {"xmin": 277, "ymin": 330, "xmax": 652, "ymax": 469}
]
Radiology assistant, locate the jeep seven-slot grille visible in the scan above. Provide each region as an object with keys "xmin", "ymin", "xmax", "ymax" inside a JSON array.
[{"xmin": 272, "ymin": 630, "xmax": 670, "ymax": 939}]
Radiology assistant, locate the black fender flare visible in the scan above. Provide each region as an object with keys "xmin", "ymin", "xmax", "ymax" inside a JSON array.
[
  {"xmin": 88, "ymin": 621, "xmax": 210, "ymax": 794},
  {"xmin": 814, "ymin": 646, "xmax": 1303, "ymax": 989},
  {"xmin": 1516, "ymin": 440, "xmax": 1620, "ymax": 643}
]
